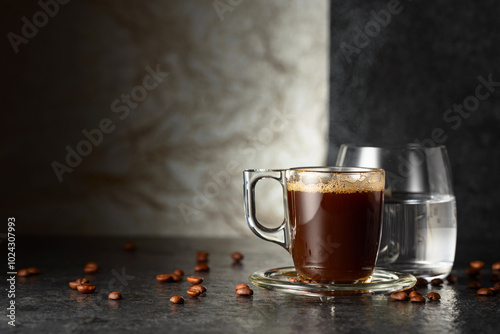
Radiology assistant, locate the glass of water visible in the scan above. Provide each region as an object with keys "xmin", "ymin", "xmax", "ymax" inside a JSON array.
[{"xmin": 336, "ymin": 144, "xmax": 457, "ymax": 279}]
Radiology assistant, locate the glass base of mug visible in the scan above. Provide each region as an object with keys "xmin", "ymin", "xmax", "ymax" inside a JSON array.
[
  {"xmin": 249, "ymin": 267, "xmax": 416, "ymax": 298},
  {"xmin": 377, "ymin": 261, "xmax": 453, "ymax": 280}
]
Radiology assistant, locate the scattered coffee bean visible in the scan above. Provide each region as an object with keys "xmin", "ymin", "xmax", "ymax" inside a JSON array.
[
  {"xmin": 492, "ymin": 262, "xmax": 500, "ymax": 271},
  {"xmin": 390, "ymin": 292, "xmax": 409, "ymax": 301},
  {"xmin": 171, "ymin": 274, "xmax": 182, "ymax": 282},
  {"xmin": 288, "ymin": 277, "xmax": 300, "ymax": 283},
  {"xmin": 194, "ymin": 263, "xmax": 210, "ymax": 272},
  {"xmin": 77, "ymin": 284, "xmax": 96, "ymax": 294},
  {"xmin": 191, "ymin": 285, "xmax": 206, "ymax": 293},
  {"xmin": 446, "ymin": 273, "xmax": 457, "ymax": 284},
  {"xmin": 430, "ymin": 278, "xmax": 444, "ymax": 286},
  {"xmin": 477, "ymin": 288, "xmax": 493, "ymax": 296},
  {"xmin": 84, "ymin": 262, "xmax": 99, "ymax": 274},
  {"xmin": 108, "ymin": 292, "xmax": 122, "ymax": 300},
  {"xmin": 81, "ymin": 278, "xmax": 89, "ymax": 284},
  {"xmin": 488, "ymin": 287, "xmax": 498, "ymax": 294},
  {"xmin": 427, "ymin": 292, "xmax": 441, "ymax": 301},
  {"xmin": 186, "ymin": 276, "xmax": 204, "ymax": 285},
  {"xmin": 410, "ymin": 295, "xmax": 426, "ymax": 303},
  {"xmin": 236, "ymin": 287, "xmax": 253, "ymax": 296},
  {"xmin": 231, "ymin": 252, "xmax": 244, "ymax": 263},
  {"xmin": 156, "ymin": 274, "xmax": 173, "ymax": 283},
  {"xmin": 409, "ymin": 291, "xmax": 421, "ymax": 298},
  {"xmin": 468, "ymin": 281, "xmax": 481, "ymax": 289},
  {"xmin": 17, "ymin": 269, "xmax": 30, "ymax": 277},
  {"xmin": 76, "ymin": 278, "xmax": 82, "ymax": 284},
  {"xmin": 466, "ymin": 267, "xmax": 480, "ymax": 276},
  {"xmin": 173, "ymin": 269, "xmax": 184, "ymax": 277},
  {"xmin": 197, "ymin": 251, "xmax": 209, "ymax": 263},
  {"xmin": 123, "ymin": 242, "xmax": 136, "ymax": 251},
  {"xmin": 470, "ymin": 261, "xmax": 485, "ymax": 270},
  {"xmin": 415, "ymin": 278, "xmax": 428, "ymax": 286},
  {"xmin": 69, "ymin": 281, "xmax": 79, "ymax": 290},
  {"xmin": 187, "ymin": 289, "xmax": 201, "ymax": 297},
  {"xmin": 235, "ymin": 283, "xmax": 249, "ymax": 290},
  {"xmin": 27, "ymin": 267, "xmax": 40, "ymax": 275},
  {"xmin": 170, "ymin": 295, "xmax": 184, "ymax": 304}
]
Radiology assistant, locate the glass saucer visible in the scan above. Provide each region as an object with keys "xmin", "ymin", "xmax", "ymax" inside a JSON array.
[{"xmin": 249, "ymin": 267, "xmax": 416, "ymax": 299}]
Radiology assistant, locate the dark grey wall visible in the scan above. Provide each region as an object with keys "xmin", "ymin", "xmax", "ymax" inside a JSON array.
[{"xmin": 328, "ymin": 0, "xmax": 500, "ymax": 242}]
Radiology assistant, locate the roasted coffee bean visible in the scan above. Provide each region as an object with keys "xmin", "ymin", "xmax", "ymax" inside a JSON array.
[
  {"xmin": 235, "ymin": 283, "xmax": 249, "ymax": 290},
  {"xmin": 81, "ymin": 278, "xmax": 89, "ymax": 284},
  {"xmin": 468, "ymin": 281, "xmax": 481, "ymax": 289},
  {"xmin": 492, "ymin": 262, "xmax": 500, "ymax": 271},
  {"xmin": 197, "ymin": 251, "xmax": 209, "ymax": 263},
  {"xmin": 108, "ymin": 292, "xmax": 122, "ymax": 300},
  {"xmin": 409, "ymin": 291, "xmax": 421, "ymax": 298},
  {"xmin": 466, "ymin": 267, "xmax": 480, "ymax": 276},
  {"xmin": 17, "ymin": 269, "xmax": 30, "ymax": 277},
  {"xmin": 170, "ymin": 295, "xmax": 184, "ymax": 304},
  {"xmin": 77, "ymin": 284, "xmax": 96, "ymax": 294},
  {"xmin": 84, "ymin": 262, "xmax": 99, "ymax": 274},
  {"xmin": 427, "ymin": 292, "xmax": 441, "ymax": 301},
  {"xmin": 390, "ymin": 292, "xmax": 409, "ymax": 301},
  {"xmin": 231, "ymin": 252, "xmax": 244, "ymax": 263},
  {"xmin": 76, "ymin": 278, "xmax": 82, "ymax": 284},
  {"xmin": 430, "ymin": 278, "xmax": 444, "ymax": 286},
  {"xmin": 156, "ymin": 274, "xmax": 173, "ymax": 283},
  {"xmin": 191, "ymin": 284, "xmax": 206, "ymax": 293},
  {"xmin": 489, "ymin": 287, "xmax": 498, "ymax": 294},
  {"xmin": 477, "ymin": 288, "xmax": 493, "ymax": 296},
  {"xmin": 123, "ymin": 242, "xmax": 136, "ymax": 251},
  {"xmin": 288, "ymin": 277, "xmax": 300, "ymax": 282},
  {"xmin": 187, "ymin": 289, "xmax": 200, "ymax": 297},
  {"xmin": 171, "ymin": 274, "xmax": 182, "ymax": 282},
  {"xmin": 470, "ymin": 261, "xmax": 485, "ymax": 270},
  {"xmin": 415, "ymin": 278, "xmax": 428, "ymax": 286},
  {"xmin": 404, "ymin": 287, "xmax": 418, "ymax": 294},
  {"xmin": 494, "ymin": 282, "xmax": 500, "ymax": 290},
  {"xmin": 236, "ymin": 287, "xmax": 253, "ymax": 296},
  {"xmin": 27, "ymin": 267, "xmax": 40, "ymax": 275},
  {"xmin": 410, "ymin": 295, "xmax": 426, "ymax": 303},
  {"xmin": 173, "ymin": 269, "xmax": 184, "ymax": 277},
  {"xmin": 194, "ymin": 263, "xmax": 210, "ymax": 272},
  {"xmin": 446, "ymin": 274, "xmax": 457, "ymax": 284},
  {"xmin": 69, "ymin": 281, "xmax": 79, "ymax": 290},
  {"xmin": 186, "ymin": 276, "xmax": 204, "ymax": 285}
]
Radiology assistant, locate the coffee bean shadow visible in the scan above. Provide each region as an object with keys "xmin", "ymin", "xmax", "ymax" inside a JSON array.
[
  {"xmin": 108, "ymin": 300, "xmax": 120, "ymax": 309},
  {"xmin": 235, "ymin": 295, "xmax": 254, "ymax": 304},
  {"xmin": 231, "ymin": 263, "xmax": 244, "ymax": 271}
]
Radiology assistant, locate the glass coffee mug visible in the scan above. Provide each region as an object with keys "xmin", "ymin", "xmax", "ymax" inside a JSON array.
[{"xmin": 243, "ymin": 167, "xmax": 385, "ymax": 283}]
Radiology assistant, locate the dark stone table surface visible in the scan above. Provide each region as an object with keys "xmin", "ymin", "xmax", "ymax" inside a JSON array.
[{"xmin": 1, "ymin": 236, "xmax": 499, "ymax": 333}]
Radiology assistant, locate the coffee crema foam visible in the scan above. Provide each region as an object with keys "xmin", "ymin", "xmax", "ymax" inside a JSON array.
[{"xmin": 287, "ymin": 173, "xmax": 385, "ymax": 194}]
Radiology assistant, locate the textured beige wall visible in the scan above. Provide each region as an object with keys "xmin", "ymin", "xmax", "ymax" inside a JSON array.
[{"xmin": 4, "ymin": 0, "xmax": 329, "ymax": 236}]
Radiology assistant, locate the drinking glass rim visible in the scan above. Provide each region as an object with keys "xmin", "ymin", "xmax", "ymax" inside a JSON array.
[{"xmin": 339, "ymin": 143, "xmax": 447, "ymax": 150}]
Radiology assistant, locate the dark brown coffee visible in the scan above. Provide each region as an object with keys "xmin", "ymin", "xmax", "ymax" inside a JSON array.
[{"xmin": 287, "ymin": 187, "xmax": 383, "ymax": 283}]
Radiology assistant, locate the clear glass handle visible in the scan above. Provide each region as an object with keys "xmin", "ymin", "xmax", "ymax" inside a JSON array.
[{"xmin": 243, "ymin": 169, "xmax": 289, "ymax": 250}]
